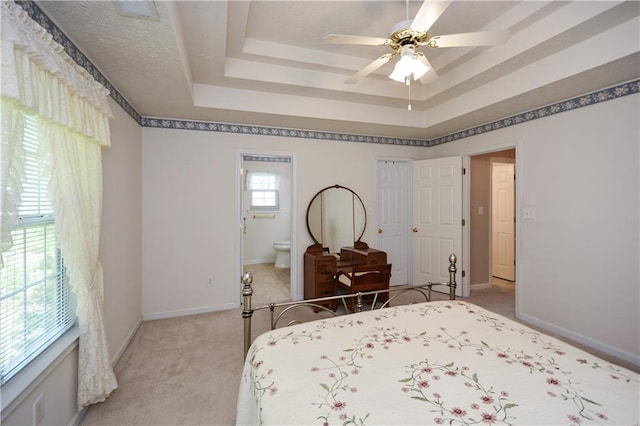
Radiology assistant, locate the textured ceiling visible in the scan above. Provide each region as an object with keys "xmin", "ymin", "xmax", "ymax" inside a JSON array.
[{"xmin": 36, "ymin": 0, "xmax": 640, "ymax": 140}]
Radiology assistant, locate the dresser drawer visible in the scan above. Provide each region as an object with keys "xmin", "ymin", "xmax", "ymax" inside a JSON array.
[
  {"xmin": 316, "ymin": 281, "xmax": 335, "ymax": 297},
  {"xmin": 315, "ymin": 263, "xmax": 336, "ymax": 278}
]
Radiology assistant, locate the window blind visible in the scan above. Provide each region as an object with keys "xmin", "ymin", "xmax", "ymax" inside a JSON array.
[
  {"xmin": 246, "ymin": 171, "xmax": 279, "ymax": 191},
  {"xmin": 0, "ymin": 114, "xmax": 75, "ymax": 385},
  {"xmin": 247, "ymin": 171, "xmax": 280, "ymax": 210}
]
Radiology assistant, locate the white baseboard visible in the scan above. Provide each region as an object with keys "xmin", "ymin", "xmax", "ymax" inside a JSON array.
[
  {"xmin": 244, "ymin": 258, "xmax": 276, "ymax": 265},
  {"xmin": 470, "ymin": 282, "xmax": 492, "ymax": 290},
  {"xmin": 111, "ymin": 318, "xmax": 142, "ymax": 368},
  {"xmin": 142, "ymin": 302, "xmax": 238, "ymax": 321},
  {"xmin": 518, "ymin": 312, "xmax": 640, "ymax": 368},
  {"xmin": 69, "ymin": 407, "xmax": 86, "ymax": 426}
]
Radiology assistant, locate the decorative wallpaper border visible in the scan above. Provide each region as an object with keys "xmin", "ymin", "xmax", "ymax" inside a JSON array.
[
  {"xmin": 243, "ymin": 155, "xmax": 291, "ymax": 163},
  {"xmin": 21, "ymin": 0, "xmax": 640, "ymax": 149},
  {"xmin": 428, "ymin": 79, "xmax": 640, "ymax": 147},
  {"xmin": 141, "ymin": 117, "xmax": 431, "ymax": 147},
  {"xmin": 140, "ymin": 79, "xmax": 639, "ymax": 147}
]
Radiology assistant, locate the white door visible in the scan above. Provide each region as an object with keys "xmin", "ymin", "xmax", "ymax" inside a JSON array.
[
  {"xmin": 412, "ymin": 156, "xmax": 463, "ymax": 296},
  {"xmin": 377, "ymin": 160, "xmax": 409, "ymax": 285},
  {"xmin": 492, "ymin": 162, "xmax": 515, "ymax": 281}
]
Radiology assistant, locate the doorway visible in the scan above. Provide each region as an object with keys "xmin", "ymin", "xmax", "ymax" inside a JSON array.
[
  {"xmin": 237, "ymin": 152, "xmax": 296, "ymax": 305},
  {"xmin": 468, "ymin": 148, "xmax": 516, "ymax": 291}
]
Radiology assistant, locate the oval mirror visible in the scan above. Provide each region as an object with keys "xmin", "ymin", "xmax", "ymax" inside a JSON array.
[{"xmin": 306, "ymin": 185, "xmax": 366, "ymax": 253}]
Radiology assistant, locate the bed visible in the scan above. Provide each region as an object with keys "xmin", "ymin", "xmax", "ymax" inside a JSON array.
[{"xmin": 237, "ymin": 260, "xmax": 639, "ymax": 425}]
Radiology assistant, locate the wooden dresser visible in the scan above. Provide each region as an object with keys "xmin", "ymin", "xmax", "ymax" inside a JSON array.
[
  {"xmin": 304, "ymin": 242, "xmax": 387, "ymax": 310},
  {"xmin": 304, "ymin": 244, "xmax": 338, "ymax": 310}
]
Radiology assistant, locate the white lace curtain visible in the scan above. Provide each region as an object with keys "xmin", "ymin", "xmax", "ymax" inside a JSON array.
[{"xmin": 1, "ymin": 0, "xmax": 117, "ymax": 409}]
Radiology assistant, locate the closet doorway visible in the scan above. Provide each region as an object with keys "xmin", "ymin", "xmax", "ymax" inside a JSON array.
[
  {"xmin": 237, "ymin": 152, "xmax": 296, "ymax": 305},
  {"xmin": 468, "ymin": 148, "xmax": 516, "ymax": 291}
]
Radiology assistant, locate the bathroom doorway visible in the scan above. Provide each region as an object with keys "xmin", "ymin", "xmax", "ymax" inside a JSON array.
[{"xmin": 238, "ymin": 152, "xmax": 295, "ymax": 306}]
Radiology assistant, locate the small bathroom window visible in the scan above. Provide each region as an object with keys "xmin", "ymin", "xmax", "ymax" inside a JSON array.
[{"xmin": 247, "ymin": 171, "xmax": 279, "ymax": 211}]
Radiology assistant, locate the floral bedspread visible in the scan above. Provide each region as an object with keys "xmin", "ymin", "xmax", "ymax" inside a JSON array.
[{"xmin": 236, "ymin": 301, "xmax": 639, "ymax": 425}]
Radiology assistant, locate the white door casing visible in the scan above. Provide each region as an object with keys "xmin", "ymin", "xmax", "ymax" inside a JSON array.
[
  {"xmin": 377, "ymin": 160, "xmax": 410, "ymax": 286},
  {"xmin": 492, "ymin": 162, "xmax": 515, "ymax": 281},
  {"xmin": 412, "ymin": 156, "xmax": 463, "ymax": 296}
]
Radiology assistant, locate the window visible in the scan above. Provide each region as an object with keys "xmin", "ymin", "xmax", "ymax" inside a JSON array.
[
  {"xmin": 247, "ymin": 171, "xmax": 280, "ymax": 211},
  {"xmin": 0, "ymin": 114, "xmax": 75, "ymax": 385}
]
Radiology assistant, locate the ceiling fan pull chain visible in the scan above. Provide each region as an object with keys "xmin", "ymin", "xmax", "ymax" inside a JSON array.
[{"xmin": 407, "ymin": 78, "xmax": 412, "ymax": 111}]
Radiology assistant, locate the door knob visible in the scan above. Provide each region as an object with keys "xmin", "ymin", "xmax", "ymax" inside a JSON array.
[
  {"xmin": 412, "ymin": 227, "xmax": 418, "ymax": 233},
  {"xmin": 378, "ymin": 228, "xmax": 383, "ymax": 234}
]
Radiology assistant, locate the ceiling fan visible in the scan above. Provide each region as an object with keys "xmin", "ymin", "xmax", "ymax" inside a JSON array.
[{"xmin": 324, "ymin": 1, "xmax": 510, "ymax": 85}]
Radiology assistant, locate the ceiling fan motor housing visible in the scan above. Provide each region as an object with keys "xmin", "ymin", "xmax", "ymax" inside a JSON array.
[{"xmin": 389, "ymin": 19, "xmax": 429, "ymax": 49}]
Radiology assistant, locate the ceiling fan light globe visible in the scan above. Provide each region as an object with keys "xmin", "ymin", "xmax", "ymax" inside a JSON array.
[
  {"xmin": 389, "ymin": 54, "xmax": 414, "ymax": 82},
  {"xmin": 389, "ymin": 71, "xmax": 406, "ymax": 83},
  {"xmin": 389, "ymin": 53, "xmax": 429, "ymax": 82},
  {"xmin": 411, "ymin": 57, "xmax": 429, "ymax": 79}
]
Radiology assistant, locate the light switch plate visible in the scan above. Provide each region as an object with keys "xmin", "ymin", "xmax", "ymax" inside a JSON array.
[{"xmin": 523, "ymin": 207, "xmax": 536, "ymax": 219}]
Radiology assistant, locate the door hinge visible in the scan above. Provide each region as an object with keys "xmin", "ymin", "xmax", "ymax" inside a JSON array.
[
  {"xmin": 463, "ymin": 168, "xmax": 466, "ymax": 175},
  {"xmin": 462, "ymin": 219, "xmax": 466, "ymax": 226},
  {"xmin": 461, "ymin": 270, "xmax": 466, "ymax": 278}
]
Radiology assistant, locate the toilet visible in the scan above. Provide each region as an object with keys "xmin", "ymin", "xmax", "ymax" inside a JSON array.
[{"xmin": 273, "ymin": 241, "xmax": 291, "ymax": 268}]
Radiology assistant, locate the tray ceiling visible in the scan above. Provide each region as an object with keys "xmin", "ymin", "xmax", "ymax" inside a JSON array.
[{"xmin": 36, "ymin": 1, "xmax": 640, "ymax": 140}]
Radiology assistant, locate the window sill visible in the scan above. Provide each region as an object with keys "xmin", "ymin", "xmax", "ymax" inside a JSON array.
[{"xmin": 1, "ymin": 326, "xmax": 79, "ymax": 417}]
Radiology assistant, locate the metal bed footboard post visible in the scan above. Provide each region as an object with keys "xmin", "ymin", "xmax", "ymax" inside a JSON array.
[
  {"xmin": 448, "ymin": 253, "xmax": 457, "ymax": 300},
  {"xmin": 242, "ymin": 272, "xmax": 254, "ymax": 358},
  {"xmin": 425, "ymin": 253, "xmax": 457, "ymax": 300}
]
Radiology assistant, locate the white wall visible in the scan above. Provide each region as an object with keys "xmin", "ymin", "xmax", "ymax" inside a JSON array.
[
  {"xmin": 141, "ymin": 131, "xmax": 428, "ymax": 318},
  {"xmin": 2, "ymin": 98, "xmax": 143, "ymax": 425},
  {"xmin": 428, "ymin": 94, "xmax": 640, "ymax": 364},
  {"xmin": 101, "ymin": 98, "xmax": 144, "ymax": 362}
]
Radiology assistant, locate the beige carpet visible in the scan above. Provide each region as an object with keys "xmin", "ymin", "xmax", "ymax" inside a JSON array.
[
  {"xmin": 242, "ymin": 263, "xmax": 291, "ymax": 306},
  {"xmin": 80, "ymin": 264, "xmax": 291, "ymax": 426},
  {"xmin": 80, "ymin": 272, "xmax": 633, "ymax": 425}
]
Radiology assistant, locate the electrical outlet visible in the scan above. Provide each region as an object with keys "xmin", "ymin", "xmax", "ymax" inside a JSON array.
[
  {"xmin": 207, "ymin": 276, "xmax": 213, "ymax": 286},
  {"xmin": 33, "ymin": 394, "xmax": 44, "ymax": 425}
]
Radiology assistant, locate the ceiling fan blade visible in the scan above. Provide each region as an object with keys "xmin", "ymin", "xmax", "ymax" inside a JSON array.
[
  {"xmin": 324, "ymin": 34, "xmax": 390, "ymax": 46},
  {"xmin": 410, "ymin": 1, "xmax": 452, "ymax": 32},
  {"xmin": 345, "ymin": 54, "xmax": 394, "ymax": 84},
  {"xmin": 427, "ymin": 30, "xmax": 511, "ymax": 48},
  {"xmin": 415, "ymin": 52, "xmax": 438, "ymax": 83}
]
